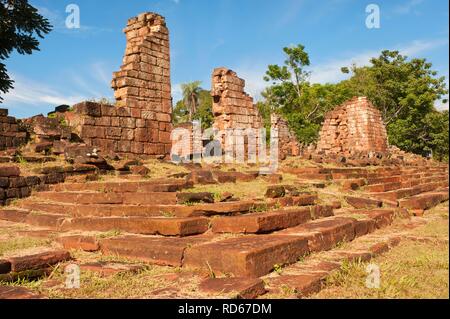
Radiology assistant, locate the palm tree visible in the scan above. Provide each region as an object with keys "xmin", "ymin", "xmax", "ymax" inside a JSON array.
[{"xmin": 181, "ymin": 81, "xmax": 202, "ymax": 121}]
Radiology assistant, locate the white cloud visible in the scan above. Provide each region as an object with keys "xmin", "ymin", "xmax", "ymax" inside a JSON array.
[
  {"xmin": 394, "ymin": 0, "xmax": 424, "ymax": 15},
  {"xmin": 233, "ymin": 38, "xmax": 449, "ymax": 101},
  {"xmin": 172, "ymin": 83, "xmax": 183, "ymax": 103},
  {"xmin": 310, "ymin": 38, "xmax": 449, "ymax": 84},
  {"xmin": 2, "ymin": 73, "xmax": 88, "ymax": 116},
  {"xmin": 36, "ymin": 6, "xmax": 113, "ymax": 35}
]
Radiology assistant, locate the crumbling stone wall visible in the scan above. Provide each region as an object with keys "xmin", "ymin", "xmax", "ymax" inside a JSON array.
[
  {"xmin": 316, "ymin": 96, "xmax": 388, "ymax": 155},
  {"xmin": 271, "ymin": 113, "xmax": 300, "ymax": 158},
  {"xmin": 0, "ymin": 108, "xmax": 27, "ymax": 151},
  {"xmin": 66, "ymin": 12, "xmax": 172, "ymax": 158},
  {"xmin": 211, "ymin": 68, "xmax": 263, "ymax": 151}
]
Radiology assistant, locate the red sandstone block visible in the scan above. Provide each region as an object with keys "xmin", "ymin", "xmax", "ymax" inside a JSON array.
[
  {"xmin": 0, "ymin": 209, "xmax": 29, "ymax": 223},
  {"xmin": 399, "ymin": 192, "xmax": 449, "ymax": 210},
  {"xmin": 99, "ymin": 235, "xmax": 210, "ymax": 266},
  {"xmin": 0, "ymin": 286, "xmax": 45, "ymax": 299},
  {"xmin": 0, "ymin": 260, "xmax": 11, "ymax": 274},
  {"xmin": 199, "ymin": 277, "xmax": 266, "ymax": 299},
  {"xmin": 345, "ymin": 196, "xmax": 382, "ymax": 209},
  {"xmin": 354, "ymin": 209, "xmax": 394, "ymax": 229},
  {"xmin": 183, "ymin": 235, "xmax": 309, "ymax": 277},
  {"xmin": 60, "ymin": 216, "xmax": 208, "ymax": 236},
  {"xmin": 265, "ymin": 273, "xmax": 325, "ymax": 297},
  {"xmin": 57, "ymin": 235, "xmax": 100, "ymax": 252},
  {"xmin": 0, "ymin": 165, "xmax": 20, "ymax": 177},
  {"xmin": 7, "ymin": 250, "xmax": 71, "ymax": 272},
  {"xmin": 354, "ymin": 218, "xmax": 376, "ymax": 237},
  {"xmin": 278, "ymin": 217, "xmax": 356, "ymax": 252},
  {"xmin": 211, "ymin": 207, "xmax": 312, "ymax": 234},
  {"xmin": 25, "ymin": 213, "xmax": 66, "ymax": 230}
]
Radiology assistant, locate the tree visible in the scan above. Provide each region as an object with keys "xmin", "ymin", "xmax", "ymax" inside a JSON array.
[
  {"xmin": 262, "ymin": 44, "xmax": 351, "ymax": 144},
  {"xmin": 180, "ymin": 81, "xmax": 203, "ymax": 121},
  {"xmin": 173, "ymin": 88, "xmax": 213, "ymax": 130},
  {"xmin": 0, "ymin": 0, "xmax": 52, "ymax": 101},
  {"xmin": 339, "ymin": 50, "xmax": 448, "ymax": 158}
]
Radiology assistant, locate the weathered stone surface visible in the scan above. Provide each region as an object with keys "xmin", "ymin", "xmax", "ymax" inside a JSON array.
[
  {"xmin": 176, "ymin": 192, "xmax": 214, "ymax": 204},
  {"xmin": 211, "ymin": 207, "xmax": 312, "ymax": 234},
  {"xmin": 278, "ymin": 217, "xmax": 356, "ymax": 252},
  {"xmin": 130, "ymin": 165, "xmax": 150, "ymax": 176},
  {"xmin": 99, "ymin": 235, "xmax": 210, "ymax": 266},
  {"xmin": 34, "ymin": 191, "xmax": 178, "ymax": 205},
  {"xmin": 199, "ymin": 277, "xmax": 266, "ymax": 299},
  {"xmin": 186, "ymin": 170, "xmax": 217, "ymax": 185},
  {"xmin": 271, "ymin": 113, "xmax": 300, "ymax": 159},
  {"xmin": 7, "ymin": 250, "xmax": 71, "ymax": 272},
  {"xmin": 183, "ymin": 235, "xmax": 309, "ymax": 277},
  {"xmin": 0, "ymin": 260, "xmax": 11, "ymax": 274},
  {"xmin": 265, "ymin": 185, "xmax": 286, "ymax": 198},
  {"xmin": 57, "ymin": 235, "xmax": 100, "ymax": 252},
  {"xmin": 65, "ymin": 12, "xmax": 172, "ymax": 158},
  {"xmin": 317, "ymin": 97, "xmax": 388, "ymax": 155},
  {"xmin": 399, "ymin": 191, "xmax": 449, "ymax": 210},
  {"xmin": 0, "ymin": 209, "xmax": 29, "ymax": 223},
  {"xmin": 211, "ymin": 68, "xmax": 263, "ymax": 150},
  {"xmin": 0, "ymin": 165, "xmax": 20, "ymax": 177},
  {"xmin": 265, "ymin": 273, "xmax": 325, "ymax": 297},
  {"xmin": 61, "ymin": 216, "xmax": 209, "ymax": 236},
  {"xmin": 0, "ymin": 286, "xmax": 46, "ymax": 299},
  {"xmin": 345, "ymin": 196, "xmax": 383, "ymax": 209}
]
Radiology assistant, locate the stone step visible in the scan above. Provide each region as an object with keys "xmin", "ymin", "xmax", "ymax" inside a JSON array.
[
  {"xmin": 0, "ymin": 208, "xmax": 209, "ymax": 236},
  {"xmin": 51, "ymin": 179, "xmax": 191, "ymax": 193},
  {"xmin": 399, "ymin": 191, "xmax": 449, "ymax": 210},
  {"xmin": 276, "ymin": 216, "xmax": 357, "ymax": 253},
  {"xmin": 99, "ymin": 235, "xmax": 212, "ymax": 266},
  {"xmin": 2, "ymin": 250, "xmax": 71, "ymax": 273},
  {"xmin": 183, "ymin": 234, "xmax": 309, "ymax": 278},
  {"xmin": 369, "ymin": 181, "xmax": 448, "ymax": 201},
  {"xmin": 344, "ymin": 196, "xmax": 383, "ymax": 209},
  {"xmin": 0, "ymin": 209, "xmax": 67, "ymax": 230},
  {"xmin": 34, "ymin": 191, "xmax": 178, "ymax": 205},
  {"xmin": 17, "ymin": 199, "xmax": 256, "ymax": 217},
  {"xmin": 211, "ymin": 206, "xmax": 333, "ymax": 234},
  {"xmin": 60, "ymin": 216, "xmax": 209, "ymax": 236}
]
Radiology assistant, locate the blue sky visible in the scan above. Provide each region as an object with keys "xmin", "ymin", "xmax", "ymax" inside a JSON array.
[{"xmin": 2, "ymin": 0, "xmax": 449, "ymax": 118}]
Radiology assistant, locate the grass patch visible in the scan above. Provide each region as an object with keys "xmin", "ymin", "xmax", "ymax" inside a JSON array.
[{"xmin": 0, "ymin": 237, "xmax": 51, "ymax": 257}]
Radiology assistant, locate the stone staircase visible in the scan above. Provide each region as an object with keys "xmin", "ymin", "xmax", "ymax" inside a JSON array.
[{"xmin": 0, "ymin": 163, "xmax": 448, "ymax": 298}]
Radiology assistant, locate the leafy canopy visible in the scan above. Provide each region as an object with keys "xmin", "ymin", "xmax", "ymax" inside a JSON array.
[{"xmin": 0, "ymin": 0, "xmax": 52, "ymax": 101}]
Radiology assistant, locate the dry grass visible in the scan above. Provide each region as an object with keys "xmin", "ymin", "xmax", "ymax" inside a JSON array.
[
  {"xmin": 309, "ymin": 202, "xmax": 449, "ymax": 299},
  {"xmin": 0, "ymin": 237, "xmax": 52, "ymax": 257}
]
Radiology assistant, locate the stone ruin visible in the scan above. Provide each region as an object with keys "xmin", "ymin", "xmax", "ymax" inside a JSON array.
[
  {"xmin": 0, "ymin": 108, "xmax": 27, "ymax": 151},
  {"xmin": 65, "ymin": 12, "xmax": 172, "ymax": 158},
  {"xmin": 271, "ymin": 113, "xmax": 301, "ymax": 159},
  {"xmin": 211, "ymin": 68, "xmax": 264, "ymax": 154},
  {"xmin": 316, "ymin": 96, "xmax": 388, "ymax": 156},
  {"xmin": 0, "ymin": 12, "xmax": 438, "ymax": 168}
]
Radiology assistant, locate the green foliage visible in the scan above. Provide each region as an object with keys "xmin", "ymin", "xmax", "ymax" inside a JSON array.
[
  {"xmin": 0, "ymin": 0, "xmax": 52, "ymax": 101},
  {"xmin": 261, "ymin": 45, "xmax": 448, "ymax": 160},
  {"xmin": 180, "ymin": 81, "xmax": 202, "ymax": 122},
  {"xmin": 339, "ymin": 50, "xmax": 448, "ymax": 160},
  {"xmin": 262, "ymin": 44, "xmax": 352, "ymax": 144},
  {"xmin": 173, "ymin": 87, "xmax": 213, "ymax": 129}
]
